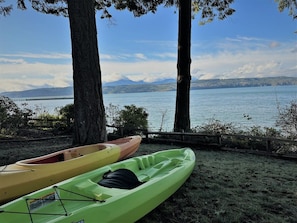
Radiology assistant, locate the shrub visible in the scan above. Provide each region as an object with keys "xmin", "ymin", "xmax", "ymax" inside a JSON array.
[
  {"xmin": 58, "ymin": 104, "xmax": 74, "ymax": 129},
  {"xmin": 19, "ymin": 103, "xmax": 34, "ymax": 128},
  {"xmin": 111, "ymin": 104, "xmax": 148, "ymax": 136},
  {"xmin": 0, "ymin": 96, "xmax": 23, "ymax": 135},
  {"xmin": 276, "ymin": 100, "xmax": 297, "ymax": 139},
  {"xmin": 105, "ymin": 103, "xmax": 121, "ymax": 128},
  {"xmin": 192, "ymin": 118, "xmax": 238, "ymax": 135}
]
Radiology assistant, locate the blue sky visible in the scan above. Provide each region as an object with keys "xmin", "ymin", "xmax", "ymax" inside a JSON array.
[{"xmin": 0, "ymin": 0, "xmax": 296, "ymax": 92}]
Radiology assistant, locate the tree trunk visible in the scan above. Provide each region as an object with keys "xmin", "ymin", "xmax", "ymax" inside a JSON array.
[
  {"xmin": 174, "ymin": 0, "xmax": 192, "ymax": 132},
  {"xmin": 68, "ymin": 0, "xmax": 107, "ymax": 145}
]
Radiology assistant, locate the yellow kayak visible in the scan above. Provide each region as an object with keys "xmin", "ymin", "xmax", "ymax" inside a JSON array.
[
  {"xmin": 0, "ymin": 148, "xmax": 195, "ymax": 223},
  {"xmin": 0, "ymin": 135, "xmax": 141, "ymax": 204}
]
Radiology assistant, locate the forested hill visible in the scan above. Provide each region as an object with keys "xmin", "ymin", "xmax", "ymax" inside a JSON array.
[
  {"xmin": 103, "ymin": 76, "xmax": 297, "ymax": 94},
  {"xmin": 190, "ymin": 76, "xmax": 297, "ymax": 90},
  {"xmin": 1, "ymin": 76, "xmax": 296, "ymax": 98}
]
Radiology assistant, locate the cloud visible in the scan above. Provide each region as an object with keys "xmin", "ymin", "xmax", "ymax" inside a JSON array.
[
  {"xmin": 153, "ymin": 52, "xmax": 177, "ymax": 59},
  {"xmin": 269, "ymin": 41, "xmax": 280, "ymax": 48},
  {"xmin": 134, "ymin": 53, "xmax": 147, "ymax": 60},
  {"xmin": 0, "ymin": 61, "xmax": 72, "ymax": 92},
  {"xmin": 190, "ymin": 37, "xmax": 297, "ymax": 80},
  {"xmin": 225, "ymin": 36, "xmax": 261, "ymax": 42},
  {"xmin": 0, "ymin": 37, "xmax": 296, "ymax": 93},
  {"xmin": 0, "ymin": 52, "xmax": 71, "ymax": 60},
  {"xmin": 0, "ymin": 58, "xmax": 26, "ymax": 64},
  {"xmin": 101, "ymin": 60, "xmax": 177, "ymax": 83},
  {"xmin": 291, "ymin": 45, "xmax": 297, "ymax": 53},
  {"xmin": 191, "ymin": 48, "xmax": 296, "ymax": 80}
]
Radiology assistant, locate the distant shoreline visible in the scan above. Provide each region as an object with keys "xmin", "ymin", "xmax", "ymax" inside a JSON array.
[
  {"xmin": 26, "ymin": 97, "xmax": 74, "ymax": 101},
  {"xmin": 11, "ymin": 84, "xmax": 297, "ymax": 102},
  {"xmin": 1, "ymin": 76, "xmax": 297, "ymax": 99},
  {"xmin": 12, "ymin": 96, "xmax": 74, "ymax": 101}
]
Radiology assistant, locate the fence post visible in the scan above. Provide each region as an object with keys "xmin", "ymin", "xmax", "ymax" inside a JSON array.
[
  {"xmin": 145, "ymin": 130, "xmax": 149, "ymax": 143},
  {"xmin": 181, "ymin": 130, "xmax": 184, "ymax": 142},
  {"xmin": 216, "ymin": 132, "xmax": 222, "ymax": 147},
  {"xmin": 119, "ymin": 127, "xmax": 124, "ymax": 137},
  {"xmin": 266, "ymin": 138, "xmax": 272, "ymax": 153}
]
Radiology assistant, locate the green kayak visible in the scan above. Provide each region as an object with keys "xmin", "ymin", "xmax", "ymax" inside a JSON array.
[{"xmin": 0, "ymin": 148, "xmax": 195, "ymax": 223}]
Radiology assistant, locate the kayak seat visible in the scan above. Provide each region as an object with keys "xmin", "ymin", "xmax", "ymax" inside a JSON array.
[{"xmin": 98, "ymin": 169, "xmax": 143, "ymax": 189}]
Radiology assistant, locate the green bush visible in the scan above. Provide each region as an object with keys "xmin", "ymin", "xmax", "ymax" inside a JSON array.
[
  {"xmin": 58, "ymin": 104, "xmax": 74, "ymax": 129},
  {"xmin": 0, "ymin": 96, "xmax": 23, "ymax": 135},
  {"xmin": 108, "ymin": 104, "xmax": 148, "ymax": 136}
]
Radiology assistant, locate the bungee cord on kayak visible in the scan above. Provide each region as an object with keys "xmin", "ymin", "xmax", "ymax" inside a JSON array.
[{"xmin": 0, "ymin": 185, "xmax": 103, "ymax": 223}]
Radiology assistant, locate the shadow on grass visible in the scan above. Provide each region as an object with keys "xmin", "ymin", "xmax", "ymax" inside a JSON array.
[
  {"xmin": 0, "ymin": 139, "xmax": 296, "ymax": 222},
  {"xmin": 136, "ymin": 144, "xmax": 297, "ymax": 223}
]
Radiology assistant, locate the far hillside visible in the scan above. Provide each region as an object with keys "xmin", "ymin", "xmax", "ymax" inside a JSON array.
[{"xmin": 1, "ymin": 76, "xmax": 296, "ymax": 98}]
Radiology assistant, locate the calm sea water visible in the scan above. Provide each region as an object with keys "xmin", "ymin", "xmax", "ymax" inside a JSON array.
[{"xmin": 14, "ymin": 85, "xmax": 297, "ymax": 131}]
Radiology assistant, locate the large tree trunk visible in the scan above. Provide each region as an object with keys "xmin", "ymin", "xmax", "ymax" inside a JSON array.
[
  {"xmin": 174, "ymin": 0, "xmax": 192, "ymax": 132},
  {"xmin": 68, "ymin": 0, "xmax": 107, "ymax": 145}
]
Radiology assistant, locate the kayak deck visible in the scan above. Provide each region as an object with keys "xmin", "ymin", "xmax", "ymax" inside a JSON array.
[
  {"xmin": 0, "ymin": 148, "xmax": 195, "ymax": 223},
  {"xmin": 25, "ymin": 144, "xmax": 109, "ymax": 164},
  {"xmin": 14, "ymin": 136, "xmax": 139, "ymax": 165},
  {"xmin": 0, "ymin": 136, "xmax": 142, "ymax": 205}
]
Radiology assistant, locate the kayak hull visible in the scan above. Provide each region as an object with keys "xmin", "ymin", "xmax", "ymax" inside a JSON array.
[
  {"xmin": 0, "ymin": 136, "xmax": 141, "ymax": 204},
  {"xmin": 0, "ymin": 148, "xmax": 195, "ymax": 223}
]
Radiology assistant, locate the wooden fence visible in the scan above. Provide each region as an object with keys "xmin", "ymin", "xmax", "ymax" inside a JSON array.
[
  {"xmin": 26, "ymin": 118, "xmax": 71, "ymax": 128},
  {"xmin": 142, "ymin": 131, "xmax": 297, "ymax": 160},
  {"xmin": 21, "ymin": 119, "xmax": 297, "ymax": 160}
]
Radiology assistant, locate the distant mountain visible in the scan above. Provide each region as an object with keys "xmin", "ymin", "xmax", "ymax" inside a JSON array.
[
  {"xmin": 1, "ymin": 76, "xmax": 296, "ymax": 98},
  {"xmin": 149, "ymin": 78, "xmax": 176, "ymax": 85},
  {"xmin": 103, "ymin": 78, "xmax": 145, "ymax": 86},
  {"xmin": 102, "ymin": 78, "xmax": 176, "ymax": 86},
  {"xmin": 0, "ymin": 87, "xmax": 73, "ymax": 98}
]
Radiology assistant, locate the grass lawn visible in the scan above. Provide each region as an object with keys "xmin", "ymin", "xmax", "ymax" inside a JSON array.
[
  {"xmin": 137, "ymin": 144, "xmax": 297, "ymax": 223},
  {"xmin": 0, "ymin": 139, "xmax": 296, "ymax": 222}
]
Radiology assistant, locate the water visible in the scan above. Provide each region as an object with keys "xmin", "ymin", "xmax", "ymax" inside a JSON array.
[{"xmin": 14, "ymin": 85, "xmax": 297, "ymax": 131}]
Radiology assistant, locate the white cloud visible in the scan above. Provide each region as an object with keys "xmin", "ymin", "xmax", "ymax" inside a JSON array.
[
  {"xmin": 153, "ymin": 52, "xmax": 177, "ymax": 59},
  {"xmin": 0, "ymin": 58, "xmax": 26, "ymax": 64},
  {"xmin": 101, "ymin": 60, "xmax": 176, "ymax": 83},
  {"xmin": 0, "ymin": 61, "xmax": 72, "ymax": 92},
  {"xmin": 134, "ymin": 53, "xmax": 147, "ymax": 60},
  {"xmin": 191, "ymin": 37, "xmax": 297, "ymax": 80},
  {"xmin": 269, "ymin": 41, "xmax": 280, "ymax": 48},
  {"xmin": 0, "ymin": 37, "xmax": 296, "ymax": 93},
  {"xmin": 0, "ymin": 52, "xmax": 71, "ymax": 60}
]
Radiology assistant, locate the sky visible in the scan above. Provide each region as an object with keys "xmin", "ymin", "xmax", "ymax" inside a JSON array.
[{"xmin": 0, "ymin": 0, "xmax": 296, "ymax": 93}]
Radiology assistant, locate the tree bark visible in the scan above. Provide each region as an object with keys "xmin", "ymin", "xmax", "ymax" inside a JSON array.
[
  {"xmin": 174, "ymin": 0, "xmax": 191, "ymax": 132},
  {"xmin": 68, "ymin": 0, "xmax": 107, "ymax": 145}
]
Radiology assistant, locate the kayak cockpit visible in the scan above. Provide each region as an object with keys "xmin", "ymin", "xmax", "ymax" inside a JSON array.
[
  {"xmin": 98, "ymin": 169, "xmax": 143, "ymax": 189},
  {"xmin": 18, "ymin": 144, "xmax": 110, "ymax": 164}
]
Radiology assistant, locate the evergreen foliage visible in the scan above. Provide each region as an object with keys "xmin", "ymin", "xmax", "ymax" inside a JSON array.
[{"xmin": 0, "ymin": 0, "xmax": 12, "ymax": 16}]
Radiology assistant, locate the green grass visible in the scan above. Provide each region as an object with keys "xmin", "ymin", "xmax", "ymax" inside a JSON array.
[
  {"xmin": 0, "ymin": 140, "xmax": 296, "ymax": 222},
  {"xmin": 136, "ymin": 144, "xmax": 297, "ymax": 223}
]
